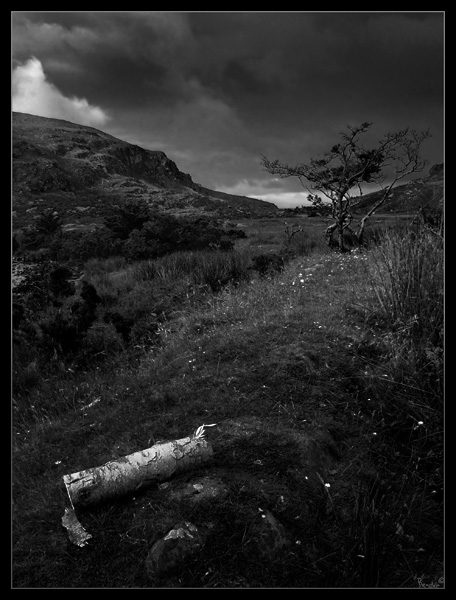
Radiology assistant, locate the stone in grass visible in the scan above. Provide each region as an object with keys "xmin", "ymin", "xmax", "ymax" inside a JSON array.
[
  {"xmin": 249, "ymin": 508, "xmax": 293, "ymax": 560},
  {"xmin": 146, "ymin": 521, "xmax": 207, "ymax": 578}
]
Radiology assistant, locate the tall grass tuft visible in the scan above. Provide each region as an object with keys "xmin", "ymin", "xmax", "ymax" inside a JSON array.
[
  {"xmin": 362, "ymin": 223, "xmax": 443, "ymax": 544},
  {"xmin": 368, "ymin": 224, "xmax": 443, "ymax": 347},
  {"xmin": 134, "ymin": 249, "xmax": 252, "ymax": 291},
  {"xmin": 366, "ymin": 223, "xmax": 443, "ymax": 410}
]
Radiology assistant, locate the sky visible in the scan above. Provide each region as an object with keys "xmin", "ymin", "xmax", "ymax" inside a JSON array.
[{"xmin": 11, "ymin": 11, "xmax": 444, "ymax": 208}]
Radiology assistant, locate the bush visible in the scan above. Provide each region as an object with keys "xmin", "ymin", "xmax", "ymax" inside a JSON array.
[
  {"xmin": 104, "ymin": 199, "xmax": 151, "ymax": 240},
  {"xmin": 18, "ymin": 200, "xmax": 239, "ymax": 265},
  {"xmin": 49, "ymin": 266, "xmax": 75, "ymax": 298},
  {"xmin": 250, "ymin": 252, "xmax": 285, "ymax": 277},
  {"xmin": 48, "ymin": 229, "xmax": 124, "ymax": 262},
  {"xmin": 15, "ymin": 267, "xmax": 103, "ymax": 358},
  {"xmin": 39, "ymin": 311, "xmax": 82, "ymax": 354}
]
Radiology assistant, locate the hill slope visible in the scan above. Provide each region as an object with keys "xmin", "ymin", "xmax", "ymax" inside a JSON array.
[
  {"xmin": 352, "ymin": 163, "xmax": 444, "ymax": 214},
  {"xmin": 12, "ymin": 112, "xmax": 278, "ymax": 230}
]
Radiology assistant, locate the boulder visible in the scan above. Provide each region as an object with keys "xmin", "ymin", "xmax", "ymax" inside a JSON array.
[
  {"xmin": 146, "ymin": 521, "xmax": 207, "ymax": 578},
  {"xmin": 248, "ymin": 508, "xmax": 292, "ymax": 559}
]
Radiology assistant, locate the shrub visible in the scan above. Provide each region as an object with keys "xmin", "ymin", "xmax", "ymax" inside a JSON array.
[
  {"xmin": 39, "ymin": 311, "xmax": 81, "ymax": 354},
  {"xmin": 103, "ymin": 310, "xmax": 135, "ymax": 342},
  {"xmin": 49, "ymin": 266, "xmax": 75, "ymax": 298},
  {"xmin": 84, "ymin": 256, "xmax": 128, "ymax": 277},
  {"xmin": 250, "ymin": 252, "xmax": 285, "ymax": 277},
  {"xmin": 69, "ymin": 281, "xmax": 102, "ymax": 332},
  {"xmin": 48, "ymin": 228, "xmax": 124, "ymax": 262},
  {"xmin": 36, "ymin": 208, "xmax": 63, "ymax": 236},
  {"xmin": 30, "ymin": 279, "xmax": 102, "ymax": 357},
  {"xmin": 104, "ymin": 199, "xmax": 151, "ymax": 240}
]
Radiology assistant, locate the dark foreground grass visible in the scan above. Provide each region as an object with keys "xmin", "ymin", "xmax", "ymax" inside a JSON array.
[{"xmin": 12, "ymin": 223, "xmax": 443, "ymax": 588}]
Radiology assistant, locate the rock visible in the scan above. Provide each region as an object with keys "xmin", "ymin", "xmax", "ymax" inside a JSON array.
[
  {"xmin": 146, "ymin": 521, "xmax": 207, "ymax": 578},
  {"xmin": 248, "ymin": 509, "xmax": 292, "ymax": 560}
]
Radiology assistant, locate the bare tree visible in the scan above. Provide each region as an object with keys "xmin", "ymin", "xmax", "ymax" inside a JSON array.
[
  {"xmin": 261, "ymin": 123, "xmax": 431, "ymax": 252},
  {"xmin": 281, "ymin": 220, "xmax": 303, "ymax": 249}
]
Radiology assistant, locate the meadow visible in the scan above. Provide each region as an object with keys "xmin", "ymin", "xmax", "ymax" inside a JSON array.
[{"xmin": 12, "ymin": 213, "xmax": 444, "ymax": 588}]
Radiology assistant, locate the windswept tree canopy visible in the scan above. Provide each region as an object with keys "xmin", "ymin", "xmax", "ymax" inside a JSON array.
[{"xmin": 261, "ymin": 123, "xmax": 431, "ymax": 251}]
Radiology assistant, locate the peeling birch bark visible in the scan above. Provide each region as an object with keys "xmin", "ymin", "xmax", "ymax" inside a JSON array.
[
  {"xmin": 61, "ymin": 507, "xmax": 92, "ymax": 547},
  {"xmin": 63, "ymin": 435, "xmax": 213, "ymax": 509}
]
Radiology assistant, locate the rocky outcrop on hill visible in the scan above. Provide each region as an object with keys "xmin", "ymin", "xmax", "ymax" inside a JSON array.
[
  {"xmin": 13, "ymin": 112, "xmax": 198, "ymax": 192},
  {"xmin": 12, "ymin": 112, "xmax": 278, "ymax": 230}
]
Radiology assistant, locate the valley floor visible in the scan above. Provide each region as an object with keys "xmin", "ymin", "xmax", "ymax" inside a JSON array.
[{"xmin": 12, "ymin": 240, "xmax": 444, "ymax": 588}]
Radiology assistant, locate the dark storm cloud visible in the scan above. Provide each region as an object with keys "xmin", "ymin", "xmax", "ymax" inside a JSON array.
[
  {"xmin": 12, "ymin": 11, "xmax": 444, "ymax": 205},
  {"xmin": 12, "ymin": 12, "xmax": 194, "ymax": 109}
]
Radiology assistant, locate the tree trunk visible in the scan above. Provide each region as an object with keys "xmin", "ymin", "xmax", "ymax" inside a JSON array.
[
  {"xmin": 338, "ymin": 223, "xmax": 345, "ymax": 253},
  {"xmin": 357, "ymin": 215, "xmax": 368, "ymax": 246},
  {"xmin": 337, "ymin": 194, "xmax": 346, "ymax": 252},
  {"xmin": 356, "ymin": 189, "xmax": 389, "ymax": 244},
  {"xmin": 63, "ymin": 435, "xmax": 213, "ymax": 509},
  {"xmin": 324, "ymin": 222, "xmax": 338, "ymax": 249}
]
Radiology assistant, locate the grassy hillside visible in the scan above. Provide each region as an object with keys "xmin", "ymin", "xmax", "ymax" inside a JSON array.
[
  {"xmin": 12, "ymin": 216, "xmax": 443, "ymax": 588},
  {"xmin": 352, "ymin": 163, "xmax": 443, "ymax": 216}
]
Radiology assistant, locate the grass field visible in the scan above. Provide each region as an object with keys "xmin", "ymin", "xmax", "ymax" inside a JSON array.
[{"xmin": 12, "ymin": 214, "xmax": 444, "ymax": 588}]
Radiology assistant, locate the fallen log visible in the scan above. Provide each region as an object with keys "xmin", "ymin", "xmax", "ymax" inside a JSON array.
[{"xmin": 63, "ymin": 426, "xmax": 214, "ymax": 509}]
